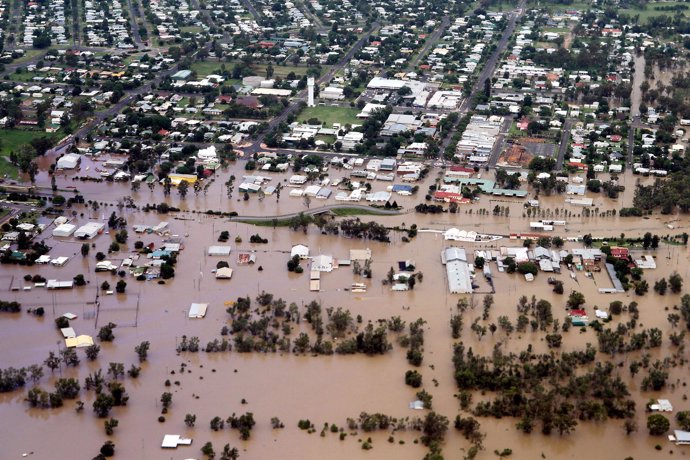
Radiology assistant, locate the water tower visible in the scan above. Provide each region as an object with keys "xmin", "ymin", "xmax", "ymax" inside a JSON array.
[{"xmin": 307, "ymin": 77, "xmax": 315, "ymax": 107}]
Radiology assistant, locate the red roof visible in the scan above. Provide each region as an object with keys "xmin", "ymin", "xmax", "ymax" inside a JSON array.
[
  {"xmin": 433, "ymin": 191, "xmax": 470, "ymax": 203},
  {"xmin": 217, "ymin": 95, "xmax": 233, "ymax": 104},
  {"xmin": 569, "ymin": 309, "xmax": 587, "ymax": 317},
  {"xmin": 568, "ymin": 161, "xmax": 588, "ymax": 170},
  {"xmin": 158, "ymin": 129, "xmax": 170, "ymax": 136},
  {"xmin": 449, "ymin": 166, "xmax": 475, "ymax": 173},
  {"xmin": 610, "ymin": 135, "xmax": 622, "ymax": 142},
  {"xmin": 610, "ymin": 247, "xmax": 629, "ymax": 258}
]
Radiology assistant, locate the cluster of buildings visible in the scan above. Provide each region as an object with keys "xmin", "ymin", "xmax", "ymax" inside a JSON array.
[
  {"xmin": 148, "ymin": 0, "xmax": 199, "ymax": 41},
  {"xmin": 203, "ymin": 0, "xmax": 260, "ymax": 36},
  {"xmin": 455, "ymin": 115, "xmax": 504, "ymax": 164},
  {"xmin": 261, "ymin": 1, "xmax": 311, "ymax": 29},
  {"xmin": 84, "ymin": 0, "xmax": 133, "ymax": 48},
  {"xmin": 308, "ymin": 0, "xmax": 362, "ymax": 25},
  {"xmin": 22, "ymin": 0, "xmax": 69, "ymax": 47}
]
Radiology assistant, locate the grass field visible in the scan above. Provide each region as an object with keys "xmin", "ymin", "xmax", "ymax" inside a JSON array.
[
  {"xmin": 527, "ymin": 0, "xmax": 592, "ymax": 12},
  {"xmin": 297, "ymin": 106, "xmax": 361, "ymax": 127},
  {"xmin": 0, "ymin": 129, "xmax": 56, "ymax": 179},
  {"xmin": 190, "ymin": 60, "xmax": 227, "ymax": 77},
  {"xmin": 620, "ymin": 1, "xmax": 690, "ymax": 22},
  {"xmin": 543, "ymin": 27, "xmax": 569, "ymax": 33},
  {"xmin": 0, "ymin": 156, "xmax": 18, "ymax": 179},
  {"xmin": 180, "ymin": 26, "xmax": 203, "ymax": 33},
  {"xmin": 0, "ymin": 129, "xmax": 52, "ymax": 155},
  {"xmin": 250, "ymin": 63, "xmax": 316, "ymax": 79}
]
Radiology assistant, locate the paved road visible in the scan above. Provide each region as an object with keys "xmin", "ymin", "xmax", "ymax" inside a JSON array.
[
  {"xmin": 488, "ymin": 117, "xmax": 513, "ymax": 167},
  {"xmin": 406, "ymin": 16, "xmax": 449, "ymax": 72},
  {"xmin": 627, "ymin": 116, "xmax": 649, "ymax": 165},
  {"xmin": 127, "ymin": 0, "xmax": 144, "ymax": 48},
  {"xmin": 6, "ymin": 0, "xmax": 22, "ymax": 49},
  {"xmin": 438, "ymin": 1, "xmax": 525, "ymax": 159},
  {"xmin": 245, "ymin": 22, "xmax": 380, "ymax": 154},
  {"xmin": 240, "ymin": 0, "xmax": 262, "ymax": 23},
  {"xmin": 228, "ymin": 204, "xmax": 404, "ymax": 222},
  {"xmin": 555, "ymin": 118, "xmax": 574, "ymax": 169},
  {"xmin": 298, "ymin": 0, "xmax": 329, "ymax": 33}
]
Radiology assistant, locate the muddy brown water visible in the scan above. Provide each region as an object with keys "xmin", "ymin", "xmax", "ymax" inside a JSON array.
[{"xmin": 2, "ymin": 162, "xmax": 690, "ymax": 459}]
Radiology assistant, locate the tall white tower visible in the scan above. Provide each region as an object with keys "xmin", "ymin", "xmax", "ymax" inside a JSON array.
[{"xmin": 307, "ymin": 77, "xmax": 315, "ymax": 107}]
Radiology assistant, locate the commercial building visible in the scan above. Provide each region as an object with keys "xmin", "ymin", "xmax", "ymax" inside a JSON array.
[{"xmin": 441, "ymin": 247, "xmax": 473, "ymax": 294}]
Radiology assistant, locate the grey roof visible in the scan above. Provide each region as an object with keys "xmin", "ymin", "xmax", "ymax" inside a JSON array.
[
  {"xmin": 675, "ymin": 430, "xmax": 690, "ymax": 443},
  {"xmin": 534, "ymin": 246, "xmax": 551, "ymax": 260},
  {"xmin": 442, "ymin": 248, "xmax": 472, "ymax": 294},
  {"xmin": 442, "ymin": 247, "xmax": 467, "ymax": 264},
  {"xmin": 604, "ymin": 263, "xmax": 625, "ymax": 292}
]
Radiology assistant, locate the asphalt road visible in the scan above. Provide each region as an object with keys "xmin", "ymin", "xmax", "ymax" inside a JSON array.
[
  {"xmin": 439, "ymin": 1, "xmax": 525, "ymax": 159},
  {"xmin": 555, "ymin": 118, "xmax": 574, "ymax": 169},
  {"xmin": 406, "ymin": 16, "xmax": 449, "ymax": 72},
  {"xmin": 488, "ymin": 117, "xmax": 513, "ymax": 167},
  {"xmin": 240, "ymin": 0, "xmax": 262, "ymax": 23},
  {"xmin": 127, "ymin": 0, "xmax": 144, "ymax": 48}
]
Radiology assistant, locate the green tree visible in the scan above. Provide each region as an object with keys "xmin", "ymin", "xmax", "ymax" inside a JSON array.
[
  {"xmin": 405, "ymin": 370, "xmax": 422, "ymax": 388},
  {"xmin": 98, "ymin": 322, "xmax": 117, "ymax": 342},
  {"xmin": 135, "ymin": 341, "xmax": 150, "ymax": 362},
  {"xmin": 669, "ymin": 272, "xmax": 683, "ymax": 294},
  {"xmin": 647, "ymin": 414, "xmax": 670, "ymax": 435},
  {"xmin": 421, "ymin": 411, "xmax": 449, "ymax": 447},
  {"xmin": 93, "ymin": 392, "xmax": 115, "ymax": 417},
  {"xmin": 177, "ymin": 180, "xmax": 189, "ymax": 198}
]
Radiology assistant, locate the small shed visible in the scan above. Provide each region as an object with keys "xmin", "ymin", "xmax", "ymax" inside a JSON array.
[
  {"xmin": 161, "ymin": 434, "xmax": 193, "ymax": 448},
  {"xmin": 208, "ymin": 246, "xmax": 232, "ymax": 256},
  {"xmin": 65, "ymin": 335, "xmax": 94, "ymax": 348},
  {"xmin": 188, "ymin": 303, "xmax": 208, "ymax": 318},
  {"xmin": 291, "ymin": 244, "xmax": 310, "ymax": 259},
  {"xmin": 215, "ymin": 267, "xmax": 233, "ymax": 279}
]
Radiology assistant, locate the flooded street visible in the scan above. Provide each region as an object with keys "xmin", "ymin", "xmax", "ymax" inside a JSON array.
[
  {"xmin": 631, "ymin": 53, "xmax": 646, "ymax": 118},
  {"xmin": 1, "ymin": 159, "xmax": 690, "ymax": 460}
]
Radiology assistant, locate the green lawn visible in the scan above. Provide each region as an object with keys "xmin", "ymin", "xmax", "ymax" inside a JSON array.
[
  {"xmin": 190, "ymin": 60, "xmax": 226, "ymax": 77},
  {"xmin": 0, "ymin": 156, "xmax": 18, "ymax": 179},
  {"xmin": 620, "ymin": 2, "xmax": 690, "ymax": 22},
  {"xmin": 0, "ymin": 129, "xmax": 52, "ymax": 155},
  {"xmin": 0, "ymin": 129, "xmax": 57, "ymax": 179},
  {"xmin": 180, "ymin": 26, "xmax": 203, "ymax": 33},
  {"xmin": 543, "ymin": 27, "xmax": 569, "ymax": 33},
  {"xmin": 10, "ymin": 49, "xmax": 43, "ymax": 65},
  {"xmin": 297, "ymin": 106, "xmax": 361, "ymax": 127},
  {"xmin": 528, "ymin": 0, "xmax": 592, "ymax": 12},
  {"xmin": 251, "ymin": 63, "xmax": 316, "ymax": 79}
]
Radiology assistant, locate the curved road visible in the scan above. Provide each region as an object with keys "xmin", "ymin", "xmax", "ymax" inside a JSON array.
[{"xmin": 228, "ymin": 204, "xmax": 406, "ymax": 222}]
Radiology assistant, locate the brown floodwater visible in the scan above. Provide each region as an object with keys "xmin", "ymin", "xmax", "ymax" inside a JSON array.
[{"xmin": 2, "ymin": 161, "xmax": 690, "ymax": 459}]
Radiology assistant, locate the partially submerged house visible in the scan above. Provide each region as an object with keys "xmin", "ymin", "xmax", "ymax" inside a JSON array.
[
  {"xmin": 291, "ymin": 244, "xmax": 310, "ymax": 259},
  {"xmin": 215, "ymin": 267, "xmax": 233, "ymax": 279},
  {"xmin": 74, "ymin": 222, "xmax": 105, "ymax": 239},
  {"xmin": 208, "ymin": 246, "xmax": 232, "ymax": 256},
  {"xmin": 311, "ymin": 254, "xmax": 334, "ymax": 272},
  {"xmin": 188, "ymin": 303, "xmax": 208, "ymax": 318},
  {"xmin": 441, "ymin": 247, "xmax": 473, "ymax": 294},
  {"xmin": 161, "ymin": 434, "xmax": 193, "ymax": 448}
]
